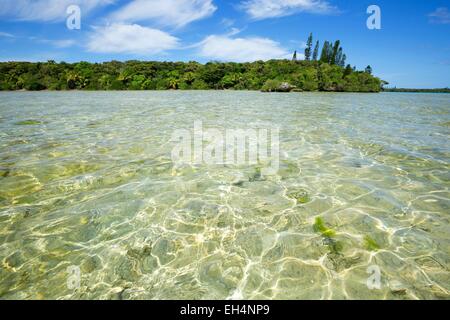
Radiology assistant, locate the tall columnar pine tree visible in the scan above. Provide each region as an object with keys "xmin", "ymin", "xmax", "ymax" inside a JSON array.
[
  {"xmin": 305, "ymin": 33, "xmax": 313, "ymax": 61},
  {"xmin": 331, "ymin": 40, "xmax": 341, "ymax": 65},
  {"xmin": 319, "ymin": 39, "xmax": 346, "ymax": 66},
  {"xmin": 292, "ymin": 50, "xmax": 297, "ymax": 61},
  {"xmin": 340, "ymin": 54, "xmax": 347, "ymax": 68},
  {"xmin": 313, "ymin": 41, "xmax": 319, "ymax": 61},
  {"xmin": 335, "ymin": 48, "xmax": 343, "ymax": 67},
  {"xmin": 327, "ymin": 42, "xmax": 334, "ymax": 63},
  {"xmin": 320, "ymin": 41, "xmax": 330, "ymax": 63}
]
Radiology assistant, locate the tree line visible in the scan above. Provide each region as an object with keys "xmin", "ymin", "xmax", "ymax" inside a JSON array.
[
  {"xmin": 383, "ymin": 87, "xmax": 450, "ymax": 93},
  {"xmin": 0, "ymin": 34, "xmax": 382, "ymax": 93},
  {"xmin": 0, "ymin": 60, "xmax": 382, "ymax": 92}
]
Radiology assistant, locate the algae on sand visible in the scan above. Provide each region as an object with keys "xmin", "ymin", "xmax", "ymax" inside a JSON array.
[
  {"xmin": 15, "ymin": 120, "xmax": 43, "ymax": 125},
  {"xmin": 288, "ymin": 188, "xmax": 311, "ymax": 204},
  {"xmin": 313, "ymin": 217, "xmax": 336, "ymax": 238},
  {"xmin": 363, "ymin": 235, "xmax": 381, "ymax": 251}
]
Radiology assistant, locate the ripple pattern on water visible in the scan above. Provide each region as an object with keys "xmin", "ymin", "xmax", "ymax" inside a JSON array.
[{"xmin": 0, "ymin": 91, "xmax": 449, "ymax": 300}]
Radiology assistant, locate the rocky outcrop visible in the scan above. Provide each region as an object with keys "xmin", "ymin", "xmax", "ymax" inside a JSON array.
[{"xmin": 261, "ymin": 80, "xmax": 297, "ymax": 92}]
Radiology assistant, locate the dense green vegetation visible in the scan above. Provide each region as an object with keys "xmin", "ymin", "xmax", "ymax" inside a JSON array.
[
  {"xmin": 0, "ymin": 33, "xmax": 382, "ymax": 92},
  {"xmin": 0, "ymin": 59, "xmax": 382, "ymax": 92}
]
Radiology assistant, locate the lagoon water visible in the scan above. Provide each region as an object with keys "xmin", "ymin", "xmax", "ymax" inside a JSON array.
[{"xmin": 0, "ymin": 91, "xmax": 449, "ymax": 299}]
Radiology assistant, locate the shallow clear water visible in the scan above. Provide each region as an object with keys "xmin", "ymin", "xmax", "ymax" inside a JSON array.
[{"xmin": 0, "ymin": 91, "xmax": 449, "ymax": 300}]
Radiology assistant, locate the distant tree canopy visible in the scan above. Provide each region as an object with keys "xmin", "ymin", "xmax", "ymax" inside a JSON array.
[
  {"xmin": 0, "ymin": 59, "xmax": 382, "ymax": 93},
  {"xmin": 383, "ymin": 87, "xmax": 450, "ymax": 93},
  {"xmin": 0, "ymin": 34, "xmax": 382, "ymax": 93}
]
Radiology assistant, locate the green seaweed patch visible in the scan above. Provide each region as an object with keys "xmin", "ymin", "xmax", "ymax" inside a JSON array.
[
  {"xmin": 288, "ymin": 189, "xmax": 311, "ymax": 204},
  {"xmin": 363, "ymin": 235, "xmax": 380, "ymax": 251},
  {"xmin": 313, "ymin": 217, "xmax": 336, "ymax": 237},
  {"xmin": 15, "ymin": 120, "xmax": 43, "ymax": 126},
  {"xmin": 324, "ymin": 237, "xmax": 344, "ymax": 254}
]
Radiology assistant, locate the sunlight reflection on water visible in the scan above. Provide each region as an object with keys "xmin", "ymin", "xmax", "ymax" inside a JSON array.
[{"xmin": 0, "ymin": 91, "xmax": 449, "ymax": 299}]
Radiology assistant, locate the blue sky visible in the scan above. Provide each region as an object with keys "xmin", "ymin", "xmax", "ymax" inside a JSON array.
[{"xmin": 0, "ymin": 0, "xmax": 449, "ymax": 88}]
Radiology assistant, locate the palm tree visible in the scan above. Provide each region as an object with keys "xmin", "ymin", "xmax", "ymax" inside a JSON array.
[
  {"xmin": 183, "ymin": 72, "xmax": 195, "ymax": 85},
  {"xmin": 168, "ymin": 78, "xmax": 179, "ymax": 90},
  {"xmin": 66, "ymin": 72, "xmax": 81, "ymax": 89}
]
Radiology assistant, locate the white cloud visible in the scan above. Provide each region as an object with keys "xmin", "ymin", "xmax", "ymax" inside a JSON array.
[
  {"xmin": 221, "ymin": 18, "xmax": 235, "ymax": 28},
  {"xmin": 428, "ymin": 7, "xmax": 450, "ymax": 24},
  {"xmin": 40, "ymin": 39, "xmax": 76, "ymax": 48},
  {"xmin": 0, "ymin": 32, "xmax": 14, "ymax": 38},
  {"xmin": 109, "ymin": 0, "xmax": 216, "ymax": 28},
  {"xmin": 51, "ymin": 39, "xmax": 77, "ymax": 48},
  {"xmin": 87, "ymin": 23, "xmax": 179, "ymax": 55},
  {"xmin": 197, "ymin": 34, "xmax": 290, "ymax": 62},
  {"xmin": 27, "ymin": 36, "xmax": 76, "ymax": 48},
  {"xmin": 0, "ymin": 0, "xmax": 113, "ymax": 21},
  {"xmin": 241, "ymin": 0, "xmax": 335, "ymax": 20}
]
